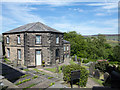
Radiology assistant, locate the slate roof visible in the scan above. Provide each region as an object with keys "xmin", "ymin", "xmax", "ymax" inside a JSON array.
[
  {"xmin": 63, "ymin": 40, "xmax": 70, "ymax": 44},
  {"xmin": 3, "ymin": 22, "xmax": 63, "ymax": 34}
]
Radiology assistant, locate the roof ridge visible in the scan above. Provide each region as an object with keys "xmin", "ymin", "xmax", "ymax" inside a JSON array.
[{"xmin": 25, "ymin": 22, "xmax": 38, "ymax": 31}]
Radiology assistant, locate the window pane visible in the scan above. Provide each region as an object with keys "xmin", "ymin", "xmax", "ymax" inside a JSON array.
[
  {"xmin": 56, "ymin": 35, "xmax": 59, "ymax": 44},
  {"xmin": 64, "ymin": 46, "xmax": 66, "ymax": 51},
  {"xmin": 7, "ymin": 48, "xmax": 10, "ymax": 57},
  {"xmin": 18, "ymin": 36, "xmax": 21, "ymax": 44},
  {"xmin": 36, "ymin": 36, "xmax": 41, "ymax": 44},
  {"xmin": 7, "ymin": 36, "xmax": 9, "ymax": 43},
  {"xmin": 18, "ymin": 49, "xmax": 21, "ymax": 59},
  {"xmin": 67, "ymin": 46, "xmax": 69, "ymax": 51}
]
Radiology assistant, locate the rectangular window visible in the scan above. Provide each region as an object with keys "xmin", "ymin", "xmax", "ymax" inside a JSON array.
[
  {"xmin": 67, "ymin": 46, "xmax": 69, "ymax": 51},
  {"xmin": 7, "ymin": 48, "xmax": 10, "ymax": 57},
  {"xmin": 56, "ymin": 35, "xmax": 59, "ymax": 44},
  {"xmin": 6, "ymin": 36, "xmax": 9, "ymax": 44},
  {"xmin": 64, "ymin": 46, "xmax": 66, "ymax": 51},
  {"xmin": 36, "ymin": 35, "xmax": 41, "ymax": 44},
  {"xmin": 18, "ymin": 49, "xmax": 21, "ymax": 59},
  {"xmin": 17, "ymin": 35, "xmax": 21, "ymax": 44}
]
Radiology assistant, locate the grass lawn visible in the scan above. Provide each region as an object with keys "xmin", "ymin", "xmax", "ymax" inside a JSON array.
[{"xmin": 45, "ymin": 66, "xmax": 63, "ymax": 73}]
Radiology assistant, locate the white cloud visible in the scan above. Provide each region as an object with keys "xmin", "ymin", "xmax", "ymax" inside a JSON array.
[
  {"xmin": 87, "ymin": 2, "xmax": 118, "ymax": 9},
  {"xmin": 51, "ymin": 19, "xmax": 118, "ymax": 35},
  {"xmin": 95, "ymin": 13, "xmax": 106, "ymax": 16},
  {"xmin": 1, "ymin": 3, "xmax": 46, "ymax": 33}
]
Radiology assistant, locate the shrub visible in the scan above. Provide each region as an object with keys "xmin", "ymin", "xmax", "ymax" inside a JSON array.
[
  {"xmin": 82, "ymin": 60, "xmax": 89, "ymax": 63},
  {"xmin": 62, "ymin": 64, "xmax": 88, "ymax": 87},
  {"xmin": 95, "ymin": 60, "xmax": 109, "ymax": 72}
]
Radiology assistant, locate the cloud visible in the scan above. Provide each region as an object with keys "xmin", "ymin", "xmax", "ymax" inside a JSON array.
[
  {"xmin": 51, "ymin": 19, "xmax": 118, "ymax": 35},
  {"xmin": 1, "ymin": 3, "xmax": 46, "ymax": 32},
  {"xmin": 87, "ymin": 2, "xmax": 118, "ymax": 9},
  {"xmin": 95, "ymin": 13, "xmax": 106, "ymax": 16}
]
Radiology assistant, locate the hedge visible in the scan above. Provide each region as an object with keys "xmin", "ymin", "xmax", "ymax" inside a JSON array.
[
  {"xmin": 95, "ymin": 61, "xmax": 109, "ymax": 72},
  {"xmin": 82, "ymin": 60, "xmax": 89, "ymax": 63},
  {"xmin": 62, "ymin": 64, "xmax": 88, "ymax": 87}
]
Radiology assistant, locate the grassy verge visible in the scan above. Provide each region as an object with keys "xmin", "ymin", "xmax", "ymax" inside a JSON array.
[
  {"xmin": 91, "ymin": 77, "xmax": 103, "ymax": 86},
  {"xmin": 45, "ymin": 66, "xmax": 63, "ymax": 73}
]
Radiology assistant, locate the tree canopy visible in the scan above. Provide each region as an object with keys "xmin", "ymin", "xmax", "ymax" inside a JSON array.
[{"xmin": 64, "ymin": 31, "xmax": 119, "ymax": 62}]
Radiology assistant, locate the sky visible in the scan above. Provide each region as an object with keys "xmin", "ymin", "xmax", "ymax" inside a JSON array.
[{"xmin": 0, "ymin": 0, "xmax": 119, "ymax": 35}]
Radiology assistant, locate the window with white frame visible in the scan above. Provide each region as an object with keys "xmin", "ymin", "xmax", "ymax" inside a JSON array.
[
  {"xmin": 67, "ymin": 46, "xmax": 69, "ymax": 51},
  {"xmin": 17, "ymin": 35, "xmax": 21, "ymax": 44},
  {"xmin": 56, "ymin": 35, "xmax": 59, "ymax": 44},
  {"xmin": 7, "ymin": 48, "xmax": 10, "ymax": 57},
  {"xmin": 36, "ymin": 35, "xmax": 41, "ymax": 44},
  {"xmin": 18, "ymin": 49, "xmax": 21, "ymax": 59},
  {"xmin": 64, "ymin": 46, "xmax": 66, "ymax": 51},
  {"xmin": 6, "ymin": 36, "xmax": 9, "ymax": 44}
]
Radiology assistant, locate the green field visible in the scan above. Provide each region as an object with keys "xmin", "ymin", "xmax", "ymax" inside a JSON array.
[{"xmin": 83, "ymin": 34, "xmax": 119, "ymax": 47}]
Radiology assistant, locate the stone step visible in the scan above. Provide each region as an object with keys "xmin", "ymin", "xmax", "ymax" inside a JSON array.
[
  {"xmin": 18, "ymin": 76, "xmax": 47, "ymax": 88},
  {"xmin": 31, "ymin": 79, "xmax": 52, "ymax": 88},
  {"xmin": 14, "ymin": 74, "xmax": 34, "ymax": 84}
]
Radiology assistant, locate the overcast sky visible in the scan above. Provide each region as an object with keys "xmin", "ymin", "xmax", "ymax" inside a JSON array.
[{"xmin": 0, "ymin": 0, "xmax": 119, "ymax": 35}]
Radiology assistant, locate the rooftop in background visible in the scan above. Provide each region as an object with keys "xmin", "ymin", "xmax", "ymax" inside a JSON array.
[
  {"xmin": 3, "ymin": 22, "xmax": 63, "ymax": 34},
  {"xmin": 63, "ymin": 40, "xmax": 70, "ymax": 44}
]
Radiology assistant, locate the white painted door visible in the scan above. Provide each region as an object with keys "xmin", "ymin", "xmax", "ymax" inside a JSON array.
[{"xmin": 36, "ymin": 50, "xmax": 41, "ymax": 65}]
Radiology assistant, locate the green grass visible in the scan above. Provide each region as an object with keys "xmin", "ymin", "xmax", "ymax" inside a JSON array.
[
  {"xmin": 91, "ymin": 77, "xmax": 103, "ymax": 86},
  {"xmin": 48, "ymin": 77, "xmax": 54, "ymax": 79},
  {"xmin": 45, "ymin": 66, "xmax": 63, "ymax": 73},
  {"xmin": 20, "ymin": 74, "xmax": 29, "ymax": 78},
  {"xmin": 4, "ymin": 58, "xmax": 11, "ymax": 63},
  {"xmin": 15, "ymin": 78, "xmax": 31, "ymax": 85},
  {"xmin": 49, "ymin": 82, "xmax": 55, "ymax": 87},
  {"xmin": 32, "ymin": 75, "xmax": 38, "ymax": 79},
  {"xmin": 45, "ymin": 68, "xmax": 56, "ymax": 72},
  {"xmin": 23, "ymin": 69, "xmax": 29, "ymax": 71}
]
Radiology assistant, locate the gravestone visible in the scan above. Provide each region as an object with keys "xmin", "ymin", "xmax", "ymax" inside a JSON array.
[
  {"xmin": 55, "ymin": 60, "xmax": 59, "ymax": 73},
  {"xmin": 77, "ymin": 58, "xmax": 81, "ymax": 65},
  {"xmin": 75, "ymin": 55, "xmax": 77, "ymax": 61},
  {"xmin": 104, "ymin": 72, "xmax": 110, "ymax": 83},
  {"xmin": 94, "ymin": 69, "xmax": 100, "ymax": 79},
  {"xmin": 89, "ymin": 62, "xmax": 95, "ymax": 76},
  {"xmin": 70, "ymin": 70, "xmax": 80, "ymax": 88}
]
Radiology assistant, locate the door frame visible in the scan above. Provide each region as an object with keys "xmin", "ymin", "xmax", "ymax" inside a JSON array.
[{"xmin": 35, "ymin": 49, "xmax": 42, "ymax": 66}]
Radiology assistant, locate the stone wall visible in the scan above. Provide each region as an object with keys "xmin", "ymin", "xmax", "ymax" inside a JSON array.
[
  {"xmin": 3, "ymin": 32, "xmax": 64, "ymax": 66},
  {"xmin": 4, "ymin": 46, "xmax": 24, "ymax": 66},
  {"xmin": 3, "ymin": 33, "xmax": 25, "ymax": 66}
]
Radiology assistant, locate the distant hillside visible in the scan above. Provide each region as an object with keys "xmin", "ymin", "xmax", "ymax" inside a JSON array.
[
  {"xmin": 0, "ymin": 34, "xmax": 2, "ymax": 42},
  {"xmin": 83, "ymin": 34, "xmax": 120, "ymax": 47}
]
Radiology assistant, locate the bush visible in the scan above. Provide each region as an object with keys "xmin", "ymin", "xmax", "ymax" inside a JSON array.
[
  {"xmin": 62, "ymin": 64, "xmax": 88, "ymax": 87},
  {"xmin": 82, "ymin": 60, "xmax": 89, "ymax": 63},
  {"xmin": 95, "ymin": 60, "xmax": 109, "ymax": 72}
]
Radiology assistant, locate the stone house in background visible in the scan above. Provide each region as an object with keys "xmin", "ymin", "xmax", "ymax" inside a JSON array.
[
  {"xmin": 63, "ymin": 40, "xmax": 70, "ymax": 59},
  {"xmin": 2, "ymin": 22, "xmax": 70, "ymax": 67}
]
